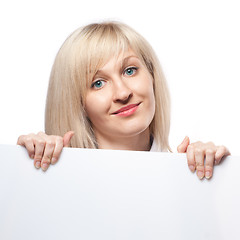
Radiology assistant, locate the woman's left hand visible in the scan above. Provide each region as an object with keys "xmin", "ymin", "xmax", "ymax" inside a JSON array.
[{"xmin": 177, "ymin": 136, "xmax": 230, "ymax": 180}]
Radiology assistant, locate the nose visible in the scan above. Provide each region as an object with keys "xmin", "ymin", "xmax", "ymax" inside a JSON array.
[{"xmin": 112, "ymin": 78, "xmax": 133, "ymax": 104}]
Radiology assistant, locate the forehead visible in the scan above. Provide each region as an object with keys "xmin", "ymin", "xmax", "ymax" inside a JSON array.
[{"xmin": 97, "ymin": 49, "xmax": 141, "ymax": 71}]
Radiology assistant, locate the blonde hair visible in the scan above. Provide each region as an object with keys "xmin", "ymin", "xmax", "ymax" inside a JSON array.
[{"xmin": 45, "ymin": 21, "xmax": 171, "ymax": 151}]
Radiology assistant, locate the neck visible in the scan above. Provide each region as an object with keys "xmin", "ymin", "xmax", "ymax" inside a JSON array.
[{"xmin": 95, "ymin": 128, "xmax": 151, "ymax": 151}]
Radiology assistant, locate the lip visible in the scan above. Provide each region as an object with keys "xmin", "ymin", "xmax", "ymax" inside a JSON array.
[{"xmin": 112, "ymin": 103, "xmax": 141, "ymax": 117}]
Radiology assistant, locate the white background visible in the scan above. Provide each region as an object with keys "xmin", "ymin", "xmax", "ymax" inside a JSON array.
[{"xmin": 0, "ymin": 0, "xmax": 239, "ymax": 155}]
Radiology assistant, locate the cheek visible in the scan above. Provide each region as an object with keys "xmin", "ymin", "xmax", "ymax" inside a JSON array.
[
  {"xmin": 142, "ymin": 76, "xmax": 155, "ymax": 116},
  {"xmin": 85, "ymin": 92, "xmax": 111, "ymax": 121},
  {"xmin": 147, "ymin": 87, "xmax": 156, "ymax": 119},
  {"xmin": 136, "ymin": 75, "xmax": 155, "ymax": 102}
]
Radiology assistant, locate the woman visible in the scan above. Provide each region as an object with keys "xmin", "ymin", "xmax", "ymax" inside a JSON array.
[{"xmin": 17, "ymin": 21, "xmax": 230, "ymax": 179}]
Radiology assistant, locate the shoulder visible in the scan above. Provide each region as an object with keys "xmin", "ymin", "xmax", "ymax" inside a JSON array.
[
  {"xmin": 149, "ymin": 138, "xmax": 169, "ymax": 152},
  {"xmin": 150, "ymin": 139, "xmax": 161, "ymax": 152}
]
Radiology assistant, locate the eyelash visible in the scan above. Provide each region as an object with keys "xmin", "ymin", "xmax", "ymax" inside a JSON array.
[
  {"xmin": 91, "ymin": 66, "xmax": 139, "ymax": 90},
  {"xmin": 123, "ymin": 66, "xmax": 138, "ymax": 76},
  {"xmin": 91, "ymin": 80, "xmax": 106, "ymax": 89}
]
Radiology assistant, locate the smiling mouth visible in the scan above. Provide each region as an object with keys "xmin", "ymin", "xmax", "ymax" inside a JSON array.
[{"xmin": 112, "ymin": 103, "xmax": 141, "ymax": 117}]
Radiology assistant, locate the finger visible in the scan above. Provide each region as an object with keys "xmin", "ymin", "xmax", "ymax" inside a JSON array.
[
  {"xmin": 17, "ymin": 135, "xmax": 27, "ymax": 146},
  {"xmin": 205, "ymin": 149, "xmax": 215, "ymax": 180},
  {"xmin": 41, "ymin": 140, "xmax": 55, "ymax": 171},
  {"xmin": 215, "ymin": 146, "xmax": 231, "ymax": 165},
  {"xmin": 33, "ymin": 136, "xmax": 46, "ymax": 169},
  {"xmin": 186, "ymin": 145, "xmax": 195, "ymax": 172},
  {"xmin": 63, "ymin": 131, "xmax": 75, "ymax": 147},
  {"xmin": 177, "ymin": 136, "xmax": 190, "ymax": 153},
  {"xmin": 17, "ymin": 135, "xmax": 35, "ymax": 159},
  {"xmin": 51, "ymin": 137, "xmax": 64, "ymax": 165},
  {"xmin": 195, "ymin": 148, "xmax": 205, "ymax": 180}
]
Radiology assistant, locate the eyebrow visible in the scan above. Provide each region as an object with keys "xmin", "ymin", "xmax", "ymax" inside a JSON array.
[
  {"xmin": 121, "ymin": 55, "xmax": 139, "ymax": 66},
  {"xmin": 94, "ymin": 55, "xmax": 140, "ymax": 77}
]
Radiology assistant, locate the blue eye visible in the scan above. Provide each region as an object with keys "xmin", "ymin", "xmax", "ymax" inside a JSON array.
[
  {"xmin": 124, "ymin": 67, "xmax": 138, "ymax": 76},
  {"xmin": 91, "ymin": 80, "xmax": 105, "ymax": 89}
]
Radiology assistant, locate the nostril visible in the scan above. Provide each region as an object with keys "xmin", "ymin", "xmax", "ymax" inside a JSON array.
[
  {"xmin": 112, "ymin": 79, "xmax": 133, "ymax": 103},
  {"xmin": 113, "ymin": 88, "xmax": 133, "ymax": 102},
  {"xmin": 116, "ymin": 92, "xmax": 133, "ymax": 104}
]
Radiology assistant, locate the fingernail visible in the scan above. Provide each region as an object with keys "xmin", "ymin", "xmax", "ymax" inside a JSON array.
[
  {"xmin": 197, "ymin": 170, "xmax": 204, "ymax": 179},
  {"xmin": 189, "ymin": 165, "xmax": 195, "ymax": 172},
  {"xmin": 42, "ymin": 163, "xmax": 49, "ymax": 171},
  {"xmin": 181, "ymin": 136, "xmax": 188, "ymax": 144},
  {"xmin": 51, "ymin": 157, "xmax": 57, "ymax": 164},
  {"xmin": 30, "ymin": 155, "xmax": 34, "ymax": 159},
  {"xmin": 35, "ymin": 161, "xmax": 41, "ymax": 169},
  {"xmin": 205, "ymin": 171, "xmax": 212, "ymax": 179}
]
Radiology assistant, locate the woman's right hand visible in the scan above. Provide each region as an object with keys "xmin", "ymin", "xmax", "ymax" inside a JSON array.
[{"xmin": 17, "ymin": 131, "xmax": 74, "ymax": 171}]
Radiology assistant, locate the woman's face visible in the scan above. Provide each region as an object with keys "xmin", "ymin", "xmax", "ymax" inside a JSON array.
[{"xmin": 85, "ymin": 49, "xmax": 155, "ymax": 142}]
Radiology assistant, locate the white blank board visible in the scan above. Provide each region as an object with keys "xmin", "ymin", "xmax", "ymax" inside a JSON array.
[{"xmin": 0, "ymin": 144, "xmax": 239, "ymax": 240}]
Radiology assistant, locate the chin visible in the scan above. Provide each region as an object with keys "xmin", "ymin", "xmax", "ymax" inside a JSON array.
[{"xmin": 113, "ymin": 122, "xmax": 150, "ymax": 138}]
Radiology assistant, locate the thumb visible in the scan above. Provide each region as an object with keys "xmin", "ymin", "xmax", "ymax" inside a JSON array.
[
  {"xmin": 63, "ymin": 131, "xmax": 75, "ymax": 147},
  {"xmin": 177, "ymin": 136, "xmax": 190, "ymax": 153}
]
